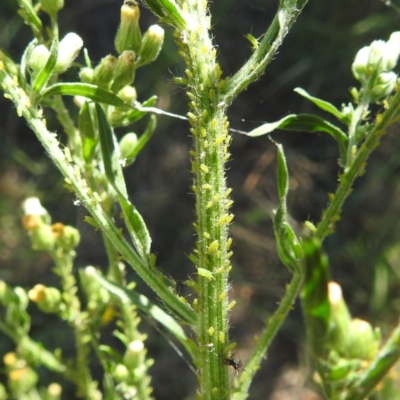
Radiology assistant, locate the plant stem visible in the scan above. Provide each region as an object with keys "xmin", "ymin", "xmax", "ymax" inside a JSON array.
[
  {"xmin": 233, "ymin": 271, "xmax": 303, "ymax": 400},
  {"xmin": 51, "ymin": 249, "xmax": 98, "ymax": 400},
  {"xmin": 0, "ymin": 67, "xmax": 196, "ymax": 326},
  {"xmin": 223, "ymin": 0, "xmax": 308, "ymax": 105},
  {"xmin": 316, "ymin": 88, "xmax": 400, "ymax": 240},
  {"xmin": 177, "ymin": 3, "xmax": 232, "ymax": 398}
]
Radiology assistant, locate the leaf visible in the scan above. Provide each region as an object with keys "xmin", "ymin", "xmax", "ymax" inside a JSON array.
[
  {"xmin": 41, "ymin": 83, "xmax": 130, "ymax": 108},
  {"xmin": 32, "ymin": 38, "xmax": 58, "ymax": 94},
  {"xmin": 294, "ymin": 88, "xmax": 346, "ymax": 123},
  {"xmin": 87, "ymin": 268, "xmax": 192, "ymax": 354},
  {"xmin": 96, "ymin": 103, "xmax": 151, "ymax": 259},
  {"xmin": 20, "ymin": 39, "xmax": 37, "ymax": 88},
  {"xmin": 110, "ymin": 96, "xmax": 158, "ymax": 128},
  {"xmin": 273, "ymin": 143, "xmax": 303, "ymax": 274},
  {"xmin": 128, "ymin": 114, "xmax": 157, "ymax": 161},
  {"xmin": 246, "ymin": 114, "xmax": 348, "ymax": 167},
  {"xmin": 79, "ymin": 101, "xmax": 97, "ymax": 163},
  {"xmin": 143, "ymin": 0, "xmax": 186, "ymax": 29}
]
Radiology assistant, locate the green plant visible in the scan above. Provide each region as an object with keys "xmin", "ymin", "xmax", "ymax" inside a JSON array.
[{"xmin": 1, "ymin": 0, "xmax": 400, "ymax": 399}]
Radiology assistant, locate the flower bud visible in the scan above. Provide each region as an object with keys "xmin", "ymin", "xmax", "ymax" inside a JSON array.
[
  {"xmin": 386, "ymin": 32, "xmax": 400, "ymax": 70},
  {"xmin": 30, "ymin": 224, "xmax": 56, "ymax": 251},
  {"xmin": 22, "ymin": 197, "xmax": 51, "ymax": 224},
  {"xmin": 117, "ymin": 85, "xmax": 137, "ymax": 105},
  {"xmin": 115, "ymin": 1, "xmax": 142, "ymax": 55},
  {"xmin": 28, "ymin": 45, "xmax": 50, "ymax": 77},
  {"xmin": 370, "ymin": 71, "xmax": 397, "ymax": 101},
  {"xmin": 8, "ymin": 366, "xmax": 38, "ymax": 395},
  {"xmin": 79, "ymin": 67, "xmax": 94, "ymax": 83},
  {"xmin": 352, "ymin": 32, "xmax": 400, "ymax": 83},
  {"xmin": 327, "ymin": 282, "xmax": 352, "ymax": 356},
  {"xmin": 119, "ymin": 132, "xmax": 138, "ymax": 166},
  {"xmin": 28, "ymin": 284, "xmax": 62, "ymax": 314},
  {"xmin": 93, "ymin": 55, "xmax": 117, "ymax": 88},
  {"xmin": 22, "ymin": 214, "xmax": 42, "ymax": 231},
  {"xmin": 136, "ymin": 25, "xmax": 164, "ymax": 67},
  {"xmin": 3, "ymin": 353, "xmax": 19, "ymax": 368},
  {"xmin": 54, "ymin": 33, "xmax": 83, "ymax": 74},
  {"xmin": 40, "ymin": 0, "xmax": 64, "ymax": 16},
  {"xmin": 123, "ymin": 340, "xmax": 144, "ymax": 370},
  {"xmin": 114, "ymin": 364, "xmax": 130, "ymax": 383},
  {"xmin": 47, "ymin": 383, "xmax": 62, "ymax": 400},
  {"xmin": 111, "ymin": 51, "xmax": 136, "ymax": 93},
  {"xmin": 340, "ymin": 103, "xmax": 354, "ymax": 124},
  {"xmin": 51, "ymin": 223, "xmax": 80, "ymax": 250},
  {"xmin": 368, "ymin": 40, "xmax": 387, "ymax": 69},
  {"xmin": 347, "ymin": 318, "xmax": 381, "ymax": 360}
]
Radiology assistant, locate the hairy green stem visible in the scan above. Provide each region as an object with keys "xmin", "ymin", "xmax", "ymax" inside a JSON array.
[
  {"xmin": 0, "ymin": 67, "xmax": 196, "ymax": 326},
  {"xmin": 103, "ymin": 235, "xmax": 153, "ymax": 400},
  {"xmin": 223, "ymin": 0, "xmax": 308, "ymax": 105},
  {"xmin": 177, "ymin": 3, "xmax": 232, "ymax": 398},
  {"xmin": 52, "ymin": 249, "xmax": 98, "ymax": 400},
  {"xmin": 233, "ymin": 271, "xmax": 304, "ymax": 400},
  {"xmin": 317, "ymin": 88, "xmax": 400, "ymax": 240}
]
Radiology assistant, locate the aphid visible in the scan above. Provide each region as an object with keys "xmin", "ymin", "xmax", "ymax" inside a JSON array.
[{"xmin": 222, "ymin": 354, "xmax": 245, "ymax": 376}]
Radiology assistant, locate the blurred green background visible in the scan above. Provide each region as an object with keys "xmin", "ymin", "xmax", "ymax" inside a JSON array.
[{"xmin": 1, "ymin": 0, "xmax": 400, "ymax": 399}]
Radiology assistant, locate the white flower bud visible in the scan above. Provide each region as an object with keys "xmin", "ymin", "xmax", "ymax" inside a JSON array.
[{"xmin": 54, "ymin": 33, "xmax": 83, "ymax": 74}]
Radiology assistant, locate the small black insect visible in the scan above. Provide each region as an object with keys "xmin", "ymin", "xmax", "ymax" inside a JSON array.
[{"xmin": 222, "ymin": 354, "xmax": 245, "ymax": 376}]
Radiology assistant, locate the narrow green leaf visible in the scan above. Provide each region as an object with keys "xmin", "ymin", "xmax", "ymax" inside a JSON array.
[
  {"xmin": 87, "ymin": 268, "xmax": 191, "ymax": 353},
  {"xmin": 96, "ymin": 103, "xmax": 128, "ymax": 196},
  {"xmin": 294, "ymin": 88, "xmax": 346, "ymax": 123},
  {"xmin": 129, "ymin": 114, "xmax": 157, "ymax": 160},
  {"xmin": 276, "ymin": 143, "xmax": 288, "ymax": 199},
  {"xmin": 142, "ymin": 0, "xmax": 186, "ymax": 29},
  {"xmin": 110, "ymin": 95, "xmax": 157, "ymax": 128},
  {"xmin": 20, "ymin": 39, "xmax": 37, "ymax": 88},
  {"xmin": 96, "ymin": 103, "xmax": 151, "ymax": 259},
  {"xmin": 41, "ymin": 83, "xmax": 130, "ymax": 108},
  {"xmin": 79, "ymin": 101, "xmax": 97, "ymax": 163},
  {"xmin": 273, "ymin": 144, "xmax": 303, "ymax": 273},
  {"xmin": 32, "ymin": 38, "xmax": 58, "ymax": 93},
  {"xmin": 118, "ymin": 195, "xmax": 152, "ymax": 259},
  {"xmin": 247, "ymin": 114, "xmax": 348, "ymax": 166}
]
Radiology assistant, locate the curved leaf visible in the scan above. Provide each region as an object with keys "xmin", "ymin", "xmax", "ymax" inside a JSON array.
[
  {"xmin": 110, "ymin": 96, "xmax": 158, "ymax": 128},
  {"xmin": 96, "ymin": 103, "xmax": 151, "ymax": 259},
  {"xmin": 273, "ymin": 143, "xmax": 303, "ymax": 274},
  {"xmin": 41, "ymin": 83, "xmax": 130, "ymax": 108},
  {"xmin": 247, "ymin": 114, "xmax": 348, "ymax": 166},
  {"xmin": 20, "ymin": 39, "xmax": 37, "ymax": 88},
  {"xmin": 32, "ymin": 38, "xmax": 58, "ymax": 93},
  {"xmin": 128, "ymin": 114, "xmax": 157, "ymax": 161},
  {"xmin": 294, "ymin": 87, "xmax": 346, "ymax": 123}
]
